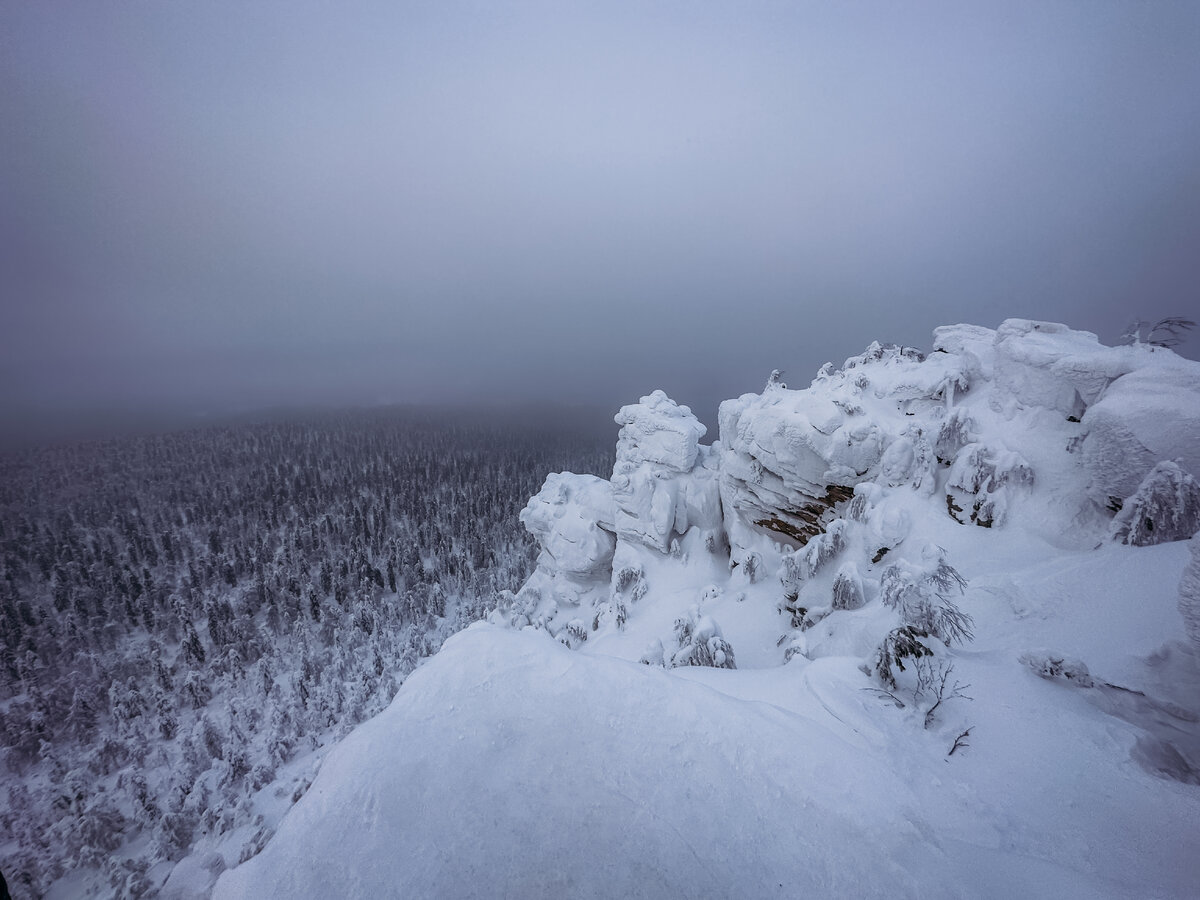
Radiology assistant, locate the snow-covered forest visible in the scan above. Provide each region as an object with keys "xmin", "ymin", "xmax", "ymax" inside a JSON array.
[{"xmin": 0, "ymin": 407, "xmax": 612, "ymax": 897}]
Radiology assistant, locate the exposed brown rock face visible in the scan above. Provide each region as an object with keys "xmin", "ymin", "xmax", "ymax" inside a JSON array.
[{"xmin": 754, "ymin": 484, "xmax": 855, "ymax": 546}]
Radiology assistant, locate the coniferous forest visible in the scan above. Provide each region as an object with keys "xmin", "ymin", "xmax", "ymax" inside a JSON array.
[{"xmin": 0, "ymin": 407, "xmax": 613, "ymax": 896}]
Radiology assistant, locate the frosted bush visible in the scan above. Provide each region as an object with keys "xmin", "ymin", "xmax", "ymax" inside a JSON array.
[
  {"xmin": 880, "ymin": 430, "xmax": 936, "ymax": 493},
  {"xmin": 558, "ymin": 619, "xmax": 589, "ymax": 649},
  {"xmin": 935, "ymin": 409, "xmax": 976, "ymax": 465},
  {"xmin": 638, "ymin": 638, "xmax": 665, "ymax": 667},
  {"xmin": 613, "ymin": 564, "xmax": 648, "ymax": 603},
  {"xmin": 741, "ymin": 551, "xmax": 763, "ymax": 584},
  {"xmin": 946, "ymin": 443, "xmax": 1033, "ymax": 528},
  {"xmin": 1110, "ymin": 461, "xmax": 1200, "ymax": 546},
  {"xmin": 879, "ymin": 549, "xmax": 973, "ymax": 646},
  {"xmin": 591, "ymin": 599, "xmax": 627, "ymax": 632},
  {"xmin": 871, "ymin": 625, "xmax": 936, "ymax": 689},
  {"xmin": 668, "ymin": 607, "xmax": 737, "ymax": 669},
  {"xmin": 847, "ymin": 491, "xmax": 871, "ymax": 523},
  {"xmin": 802, "ymin": 519, "xmax": 848, "ymax": 578},
  {"xmin": 1018, "ymin": 650, "xmax": 1094, "ymax": 688},
  {"xmin": 831, "ymin": 564, "xmax": 865, "ymax": 611},
  {"xmin": 780, "ymin": 549, "xmax": 805, "ymax": 599}
]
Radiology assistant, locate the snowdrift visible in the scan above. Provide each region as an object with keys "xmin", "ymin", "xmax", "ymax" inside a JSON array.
[
  {"xmin": 216, "ymin": 320, "xmax": 1200, "ymax": 899},
  {"xmin": 216, "ymin": 626, "xmax": 959, "ymax": 898}
]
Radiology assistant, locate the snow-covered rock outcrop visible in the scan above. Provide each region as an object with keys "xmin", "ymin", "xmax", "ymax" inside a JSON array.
[
  {"xmin": 991, "ymin": 318, "xmax": 1134, "ymax": 418},
  {"xmin": 507, "ymin": 320, "xmax": 1200, "ymax": 653},
  {"xmin": 718, "ymin": 332, "xmax": 988, "ymax": 556},
  {"xmin": 611, "ymin": 390, "xmax": 720, "ymax": 553},
  {"xmin": 503, "ymin": 391, "xmax": 724, "ymax": 645},
  {"xmin": 517, "ymin": 473, "xmax": 616, "ymax": 604},
  {"xmin": 716, "ymin": 342, "xmax": 945, "ymax": 551}
]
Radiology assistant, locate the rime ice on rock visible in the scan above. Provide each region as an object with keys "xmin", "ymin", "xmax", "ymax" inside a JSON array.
[
  {"xmin": 516, "ymin": 473, "xmax": 616, "ymax": 611},
  {"xmin": 512, "ymin": 391, "xmax": 721, "ymax": 641},
  {"xmin": 1081, "ymin": 364, "xmax": 1200, "ymax": 509},
  {"xmin": 519, "ymin": 473, "xmax": 616, "ymax": 577},
  {"xmin": 511, "ymin": 317, "xmax": 1200, "ymax": 654},
  {"xmin": 611, "ymin": 391, "xmax": 720, "ymax": 553},
  {"xmin": 717, "ymin": 389, "xmax": 869, "ymax": 553},
  {"xmin": 716, "ymin": 338, "xmax": 974, "ymax": 554},
  {"xmin": 991, "ymin": 319, "xmax": 1134, "ymax": 418}
]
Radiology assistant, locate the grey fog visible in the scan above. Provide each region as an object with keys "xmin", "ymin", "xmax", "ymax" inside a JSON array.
[{"xmin": 3, "ymin": 1, "xmax": 1199, "ymax": 440}]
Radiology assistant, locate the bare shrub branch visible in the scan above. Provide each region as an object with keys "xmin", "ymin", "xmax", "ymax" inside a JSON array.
[{"xmin": 947, "ymin": 727, "xmax": 973, "ymax": 757}]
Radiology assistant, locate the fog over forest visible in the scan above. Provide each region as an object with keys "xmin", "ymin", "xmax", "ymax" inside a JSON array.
[{"xmin": 3, "ymin": 1, "xmax": 1200, "ymax": 442}]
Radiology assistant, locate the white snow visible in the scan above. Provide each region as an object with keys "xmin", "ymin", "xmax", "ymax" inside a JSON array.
[
  {"xmin": 611, "ymin": 391, "xmax": 719, "ymax": 553},
  {"xmin": 519, "ymin": 473, "xmax": 616, "ymax": 579},
  {"xmin": 1179, "ymin": 535, "xmax": 1200, "ymax": 655},
  {"xmin": 1080, "ymin": 360, "xmax": 1200, "ymax": 506},
  {"xmin": 214, "ymin": 320, "xmax": 1200, "ymax": 899},
  {"xmin": 991, "ymin": 318, "xmax": 1134, "ymax": 415}
]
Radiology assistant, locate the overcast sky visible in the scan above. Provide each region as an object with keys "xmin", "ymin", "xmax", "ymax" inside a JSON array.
[{"xmin": 3, "ymin": 1, "xmax": 1199, "ymax": 437}]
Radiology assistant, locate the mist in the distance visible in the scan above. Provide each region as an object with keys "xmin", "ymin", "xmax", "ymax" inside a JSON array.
[{"xmin": 3, "ymin": 2, "xmax": 1199, "ymax": 441}]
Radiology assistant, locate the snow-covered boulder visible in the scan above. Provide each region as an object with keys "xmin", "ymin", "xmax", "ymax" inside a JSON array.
[
  {"xmin": 991, "ymin": 319, "xmax": 1134, "ymax": 418},
  {"xmin": 513, "ymin": 473, "xmax": 616, "ymax": 614},
  {"xmin": 717, "ymin": 390, "xmax": 865, "ymax": 553},
  {"xmin": 611, "ymin": 391, "xmax": 720, "ymax": 552},
  {"xmin": 1080, "ymin": 361, "xmax": 1200, "ymax": 509},
  {"xmin": 508, "ymin": 392, "xmax": 726, "ymax": 637},
  {"xmin": 930, "ymin": 322, "xmax": 995, "ymax": 373},
  {"xmin": 614, "ymin": 389, "xmax": 706, "ymax": 473},
  {"xmin": 718, "ymin": 388, "xmax": 872, "ymax": 509},
  {"xmin": 519, "ymin": 473, "xmax": 616, "ymax": 578}
]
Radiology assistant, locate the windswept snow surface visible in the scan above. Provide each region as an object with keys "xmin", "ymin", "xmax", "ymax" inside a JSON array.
[
  {"xmin": 214, "ymin": 551, "xmax": 1200, "ymax": 900},
  {"xmin": 217, "ymin": 626, "xmax": 958, "ymax": 899},
  {"xmin": 216, "ymin": 321, "xmax": 1200, "ymax": 899}
]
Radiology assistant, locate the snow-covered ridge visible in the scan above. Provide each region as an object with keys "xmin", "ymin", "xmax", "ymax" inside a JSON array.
[{"xmin": 216, "ymin": 320, "xmax": 1200, "ymax": 899}]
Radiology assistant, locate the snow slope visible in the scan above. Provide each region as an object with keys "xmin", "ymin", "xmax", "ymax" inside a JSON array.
[{"xmin": 216, "ymin": 321, "xmax": 1200, "ymax": 899}]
